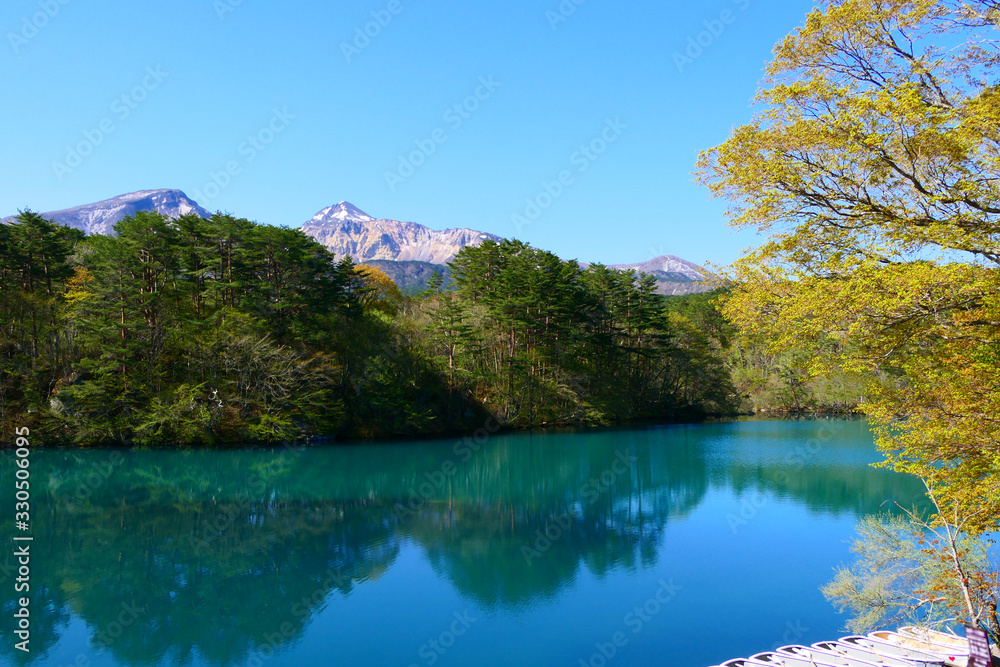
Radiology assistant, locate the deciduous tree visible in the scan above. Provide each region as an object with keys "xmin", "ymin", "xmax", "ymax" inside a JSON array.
[{"xmin": 698, "ymin": 0, "xmax": 1000, "ymax": 531}]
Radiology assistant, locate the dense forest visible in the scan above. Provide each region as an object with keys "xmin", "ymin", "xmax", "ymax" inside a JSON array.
[
  {"xmin": 663, "ymin": 290, "xmax": 868, "ymax": 414},
  {"xmin": 0, "ymin": 210, "xmax": 747, "ymax": 446}
]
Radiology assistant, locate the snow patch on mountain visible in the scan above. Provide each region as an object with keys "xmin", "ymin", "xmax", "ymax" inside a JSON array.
[
  {"xmin": 608, "ymin": 255, "xmax": 708, "ymax": 281},
  {"xmin": 310, "ymin": 201, "xmax": 375, "ymax": 225},
  {"xmin": 3, "ymin": 190, "xmax": 715, "ymax": 297},
  {"xmin": 301, "ymin": 202, "xmax": 504, "ymax": 265},
  {"xmin": 2, "ymin": 189, "xmax": 211, "ymax": 236}
]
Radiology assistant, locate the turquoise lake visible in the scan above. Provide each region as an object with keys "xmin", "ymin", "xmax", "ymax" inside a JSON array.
[{"xmin": 0, "ymin": 419, "xmax": 928, "ymax": 667}]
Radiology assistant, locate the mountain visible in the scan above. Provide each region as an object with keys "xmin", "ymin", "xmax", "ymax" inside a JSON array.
[
  {"xmin": 4, "ymin": 190, "xmax": 715, "ymax": 296},
  {"xmin": 2, "ymin": 189, "xmax": 210, "ymax": 236},
  {"xmin": 366, "ymin": 255, "xmax": 714, "ymax": 297},
  {"xmin": 605, "ymin": 256, "xmax": 715, "ymax": 296},
  {"xmin": 300, "ymin": 203, "xmax": 714, "ymax": 295},
  {"xmin": 608, "ymin": 256, "xmax": 705, "ymax": 281},
  {"xmin": 301, "ymin": 202, "xmax": 502, "ymax": 264},
  {"xmin": 363, "ymin": 260, "xmax": 453, "ymax": 296}
]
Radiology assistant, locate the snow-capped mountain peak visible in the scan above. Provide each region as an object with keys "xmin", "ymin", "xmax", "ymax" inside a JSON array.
[
  {"xmin": 311, "ymin": 201, "xmax": 375, "ymax": 225},
  {"xmin": 301, "ymin": 204, "xmax": 503, "ymax": 264},
  {"xmin": 4, "ymin": 190, "xmax": 715, "ymax": 296}
]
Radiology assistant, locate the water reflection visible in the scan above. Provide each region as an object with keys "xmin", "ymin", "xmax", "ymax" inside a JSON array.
[{"xmin": 0, "ymin": 420, "xmax": 926, "ymax": 666}]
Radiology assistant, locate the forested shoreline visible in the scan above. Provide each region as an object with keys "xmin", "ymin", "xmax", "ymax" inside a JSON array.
[{"xmin": 0, "ymin": 210, "xmax": 754, "ymax": 447}]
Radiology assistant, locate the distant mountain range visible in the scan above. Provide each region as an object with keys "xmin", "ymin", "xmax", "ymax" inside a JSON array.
[
  {"xmin": 301, "ymin": 202, "xmax": 503, "ymax": 265},
  {"xmin": 3, "ymin": 189, "xmax": 713, "ymax": 296},
  {"xmin": 364, "ymin": 260, "xmax": 454, "ymax": 296},
  {"xmin": 1, "ymin": 189, "xmax": 210, "ymax": 236},
  {"xmin": 604, "ymin": 256, "xmax": 713, "ymax": 296}
]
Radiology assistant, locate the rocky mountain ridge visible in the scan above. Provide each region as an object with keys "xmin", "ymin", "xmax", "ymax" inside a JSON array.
[
  {"xmin": 1, "ymin": 189, "xmax": 210, "ymax": 236},
  {"xmin": 3, "ymin": 190, "xmax": 713, "ymax": 295},
  {"xmin": 301, "ymin": 201, "xmax": 503, "ymax": 265},
  {"xmin": 605, "ymin": 256, "xmax": 714, "ymax": 295}
]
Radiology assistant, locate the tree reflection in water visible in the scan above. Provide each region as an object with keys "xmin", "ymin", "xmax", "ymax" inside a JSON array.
[{"xmin": 0, "ymin": 421, "xmax": 926, "ymax": 666}]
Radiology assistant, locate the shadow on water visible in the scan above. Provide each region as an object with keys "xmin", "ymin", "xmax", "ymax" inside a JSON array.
[{"xmin": 0, "ymin": 420, "xmax": 927, "ymax": 666}]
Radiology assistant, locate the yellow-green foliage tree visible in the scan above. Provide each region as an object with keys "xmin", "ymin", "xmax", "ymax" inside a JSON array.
[
  {"xmin": 355, "ymin": 264, "xmax": 404, "ymax": 317},
  {"xmin": 697, "ymin": 0, "xmax": 1000, "ymax": 531}
]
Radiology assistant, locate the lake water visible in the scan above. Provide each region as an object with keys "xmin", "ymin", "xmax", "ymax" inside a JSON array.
[{"xmin": 0, "ymin": 419, "xmax": 928, "ymax": 667}]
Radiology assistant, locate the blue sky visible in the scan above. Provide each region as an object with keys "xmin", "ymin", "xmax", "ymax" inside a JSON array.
[{"xmin": 1, "ymin": 0, "xmax": 815, "ymax": 267}]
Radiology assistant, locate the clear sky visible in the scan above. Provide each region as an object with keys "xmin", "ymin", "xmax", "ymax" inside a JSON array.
[{"xmin": 1, "ymin": 0, "xmax": 816, "ymax": 268}]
